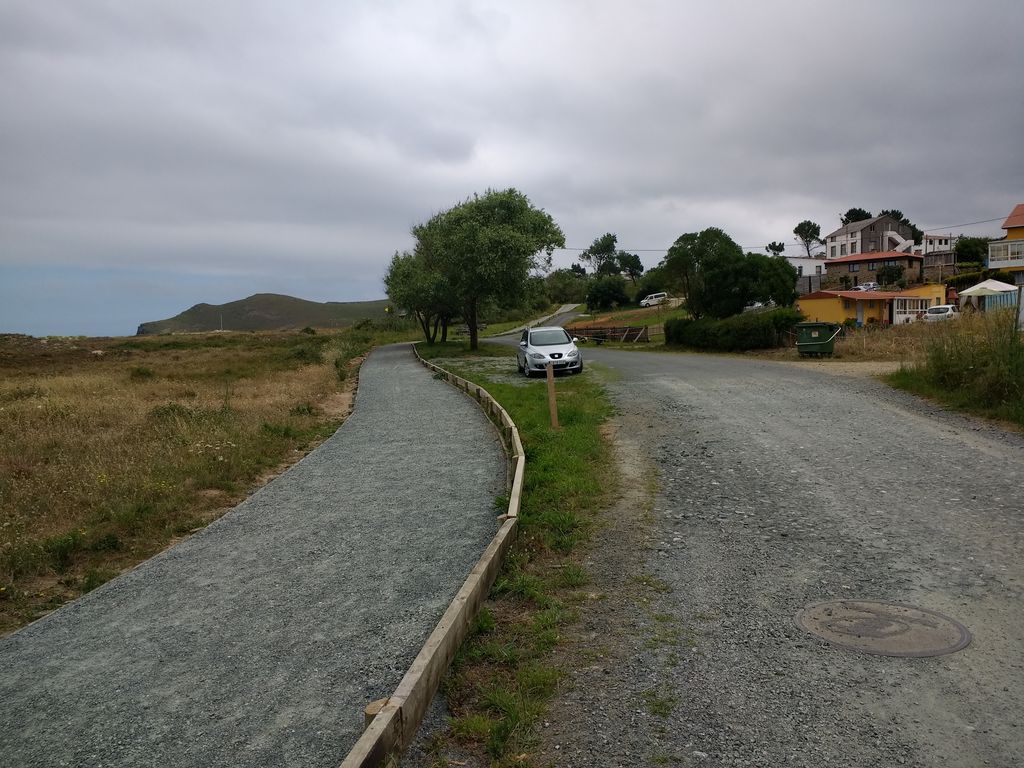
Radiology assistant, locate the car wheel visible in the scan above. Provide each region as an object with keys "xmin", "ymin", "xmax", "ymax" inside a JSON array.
[{"xmin": 516, "ymin": 356, "xmax": 523, "ymax": 373}]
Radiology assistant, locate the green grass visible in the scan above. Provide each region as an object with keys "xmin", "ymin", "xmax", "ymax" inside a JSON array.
[
  {"xmin": 886, "ymin": 309, "xmax": 1024, "ymax": 427},
  {"xmin": 417, "ymin": 340, "xmax": 613, "ymax": 764}
]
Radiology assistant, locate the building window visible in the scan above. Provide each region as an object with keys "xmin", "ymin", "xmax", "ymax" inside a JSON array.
[
  {"xmin": 849, "ymin": 264, "xmax": 860, "ymax": 272},
  {"xmin": 868, "ymin": 261, "xmax": 877, "ymax": 270},
  {"xmin": 797, "ymin": 265, "xmax": 803, "ymax": 276},
  {"xmin": 851, "ymin": 242, "xmax": 859, "ymax": 254},
  {"xmin": 830, "ymin": 246, "xmax": 836, "ymax": 257},
  {"xmin": 840, "ymin": 244, "xmax": 847, "ymax": 256},
  {"xmin": 869, "ymin": 224, "xmax": 876, "ymax": 231},
  {"xmin": 843, "ymin": 300, "xmax": 852, "ymax": 310},
  {"xmin": 868, "ymin": 300, "xmax": 876, "ymax": 308},
  {"xmin": 816, "ymin": 265, "xmax": 822, "ymax": 275}
]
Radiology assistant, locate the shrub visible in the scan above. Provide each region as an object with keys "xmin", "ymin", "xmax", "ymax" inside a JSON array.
[
  {"xmin": 586, "ymin": 276, "xmax": 630, "ymax": 310},
  {"xmin": 665, "ymin": 308, "xmax": 803, "ymax": 351}
]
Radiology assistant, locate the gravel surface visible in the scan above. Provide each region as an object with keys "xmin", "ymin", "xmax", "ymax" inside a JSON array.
[
  {"xmin": 0, "ymin": 343, "xmax": 506, "ymax": 768},
  {"xmin": 537, "ymin": 348, "xmax": 1024, "ymax": 768}
]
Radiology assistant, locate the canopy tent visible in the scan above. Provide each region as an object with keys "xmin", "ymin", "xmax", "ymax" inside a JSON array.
[{"xmin": 959, "ymin": 279, "xmax": 1019, "ymax": 297}]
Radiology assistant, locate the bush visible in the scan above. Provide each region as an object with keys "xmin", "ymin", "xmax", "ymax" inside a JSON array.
[
  {"xmin": 665, "ymin": 308, "xmax": 803, "ymax": 351},
  {"xmin": 586, "ymin": 276, "xmax": 630, "ymax": 310}
]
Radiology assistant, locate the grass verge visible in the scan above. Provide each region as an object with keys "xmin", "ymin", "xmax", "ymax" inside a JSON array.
[
  {"xmin": 885, "ymin": 308, "xmax": 1024, "ymax": 427},
  {"xmin": 416, "ymin": 341, "xmax": 614, "ymax": 765}
]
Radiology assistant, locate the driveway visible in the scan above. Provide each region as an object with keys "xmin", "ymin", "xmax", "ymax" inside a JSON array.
[{"xmin": 539, "ymin": 347, "xmax": 1024, "ymax": 767}]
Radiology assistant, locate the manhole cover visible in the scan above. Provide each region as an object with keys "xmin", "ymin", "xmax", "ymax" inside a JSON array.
[{"xmin": 795, "ymin": 600, "xmax": 971, "ymax": 657}]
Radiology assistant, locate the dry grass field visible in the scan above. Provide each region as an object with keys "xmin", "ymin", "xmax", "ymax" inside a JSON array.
[{"xmin": 0, "ymin": 329, "xmax": 378, "ymax": 635}]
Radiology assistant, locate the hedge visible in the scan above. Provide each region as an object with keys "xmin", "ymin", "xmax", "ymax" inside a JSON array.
[{"xmin": 665, "ymin": 308, "xmax": 803, "ymax": 351}]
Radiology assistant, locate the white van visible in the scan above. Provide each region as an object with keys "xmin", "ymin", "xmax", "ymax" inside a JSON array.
[{"xmin": 640, "ymin": 292, "xmax": 668, "ymax": 307}]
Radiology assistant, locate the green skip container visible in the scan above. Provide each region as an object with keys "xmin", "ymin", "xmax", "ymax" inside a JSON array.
[{"xmin": 795, "ymin": 322, "xmax": 842, "ymax": 357}]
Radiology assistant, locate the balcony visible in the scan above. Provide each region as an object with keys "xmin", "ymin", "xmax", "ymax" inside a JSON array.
[{"xmin": 988, "ymin": 240, "xmax": 1024, "ymax": 270}]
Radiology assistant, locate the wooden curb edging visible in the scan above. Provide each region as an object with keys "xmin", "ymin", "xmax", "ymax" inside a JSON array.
[{"xmin": 339, "ymin": 345, "xmax": 525, "ymax": 767}]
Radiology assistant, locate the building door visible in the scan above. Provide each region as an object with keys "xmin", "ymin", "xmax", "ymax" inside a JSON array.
[{"xmin": 856, "ymin": 301, "xmax": 864, "ymax": 326}]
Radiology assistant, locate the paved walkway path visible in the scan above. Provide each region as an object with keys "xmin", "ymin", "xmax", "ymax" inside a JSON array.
[{"xmin": 0, "ymin": 344, "xmax": 506, "ymax": 768}]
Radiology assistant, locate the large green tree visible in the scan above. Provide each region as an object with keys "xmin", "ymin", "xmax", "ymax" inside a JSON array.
[
  {"xmin": 954, "ymin": 235, "xmax": 991, "ymax": 265},
  {"xmin": 545, "ymin": 268, "xmax": 590, "ymax": 303},
  {"xmin": 616, "ymin": 251, "xmax": 644, "ymax": 283},
  {"xmin": 792, "ymin": 220, "xmax": 823, "ymax": 257},
  {"xmin": 664, "ymin": 228, "xmax": 747, "ymax": 318},
  {"xmin": 579, "ymin": 233, "xmax": 619, "ymax": 273},
  {"xmin": 744, "ymin": 253, "xmax": 799, "ymax": 307},
  {"xmin": 766, "ymin": 241, "xmax": 786, "ymax": 257},
  {"xmin": 383, "ymin": 250, "xmax": 456, "ymax": 343},
  {"xmin": 414, "ymin": 188, "xmax": 565, "ymax": 350}
]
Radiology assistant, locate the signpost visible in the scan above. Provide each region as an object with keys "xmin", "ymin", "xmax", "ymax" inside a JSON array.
[{"xmin": 545, "ymin": 363, "xmax": 559, "ymax": 429}]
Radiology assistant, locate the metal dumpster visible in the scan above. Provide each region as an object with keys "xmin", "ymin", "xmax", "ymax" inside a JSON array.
[{"xmin": 795, "ymin": 322, "xmax": 842, "ymax": 357}]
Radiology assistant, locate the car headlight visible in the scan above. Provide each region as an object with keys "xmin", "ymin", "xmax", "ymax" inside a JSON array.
[
  {"xmin": 529, "ymin": 353, "xmax": 545, "ymax": 360},
  {"xmin": 567, "ymin": 349, "xmax": 579, "ymax": 358}
]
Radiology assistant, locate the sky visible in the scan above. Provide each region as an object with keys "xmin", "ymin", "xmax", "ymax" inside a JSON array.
[{"xmin": 2, "ymin": 1, "xmax": 1022, "ymax": 337}]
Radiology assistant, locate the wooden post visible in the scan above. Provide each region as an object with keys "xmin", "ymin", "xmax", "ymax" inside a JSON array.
[
  {"xmin": 363, "ymin": 698, "xmax": 388, "ymax": 730},
  {"xmin": 545, "ymin": 363, "xmax": 559, "ymax": 429}
]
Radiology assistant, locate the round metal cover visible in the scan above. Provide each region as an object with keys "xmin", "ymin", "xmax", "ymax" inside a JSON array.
[{"xmin": 795, "ymin": 600, "xmax": 972, "ymax": 658}]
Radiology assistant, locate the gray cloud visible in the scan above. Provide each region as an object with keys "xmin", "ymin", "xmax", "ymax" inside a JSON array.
[{"xmin": 2, "ymin": 0, "xmax": 1022, "ymax": 335}]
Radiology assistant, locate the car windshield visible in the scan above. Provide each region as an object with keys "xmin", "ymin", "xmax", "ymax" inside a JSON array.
[
  {"xmin": 530, "ymin": 329, "xmax": 571, "ymax": 346},
  {"xmin": 927, "ymin": 307, "xmax": 948, "ymax": 314}
]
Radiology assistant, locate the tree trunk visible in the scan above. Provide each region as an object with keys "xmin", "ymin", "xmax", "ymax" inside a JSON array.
[
  {"xmin": 467, "ymin": 301, "xmax": 479, "ymax": 351},
  {"xmin": 416, "ymin": 311, "xmax": 432, "ymax": 343},
  {"xmin": 429, "ymin": 316, "xmax": 440, "ymax": 344},
  {"xmin": 440, "ymin": 316, "xmax": 450, "ymax": 343}
]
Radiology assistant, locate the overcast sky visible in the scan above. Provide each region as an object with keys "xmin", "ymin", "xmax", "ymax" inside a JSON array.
[{"xmin": 2, "ymin": 1, "xmax": 1022, "ymax": 336}]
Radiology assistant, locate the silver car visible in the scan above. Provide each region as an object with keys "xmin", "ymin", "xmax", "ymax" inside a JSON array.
[{"xmin": 516, "ymin": 326, "xmax": 583, "ymax": 377}]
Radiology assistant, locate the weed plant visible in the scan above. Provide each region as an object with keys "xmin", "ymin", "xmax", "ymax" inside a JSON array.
[
  {"xmin": 888, "ymin": 309, "xmax": 1024, "ymax": 425},
  {"xmin": 417, "ymin": 341, "xmax": 613, "ymax": 765}
]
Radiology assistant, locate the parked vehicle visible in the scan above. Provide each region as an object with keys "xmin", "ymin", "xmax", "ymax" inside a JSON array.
[
  {"xmin": 516, "ymin": 326, "xmax": 583, "ymax": 376},
  {"xmin": 639, "ymin": 292, "xmax": 668, "ymax": 307},
  {"xmin": 924, "ymin": 304, "xmax": 960, "ymax": 322},
  {"xmin": 852, "ymin": 282, "xmax": 880, "ymax": 292}
]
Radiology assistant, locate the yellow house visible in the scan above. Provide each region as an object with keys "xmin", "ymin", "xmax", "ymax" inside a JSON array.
[
  {"xmin": 797, "ymin": 284, "xmax": 946, "ymax": 326},
  {"xmin": 987, "ymin": 203, "xmax": 1024, "ymax": 281}
]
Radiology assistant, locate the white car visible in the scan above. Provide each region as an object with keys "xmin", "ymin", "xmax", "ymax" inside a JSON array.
[
  {"xmin": 516, "ymin": 326, "xmax": 583, "ymax": 377},
  {"xmin": 924, "ymin": 304, "xmax": 960, "ymax": 322},
  {"xmin": 639, "ymin": 292, "xmax": 668, "ymax": 307}
]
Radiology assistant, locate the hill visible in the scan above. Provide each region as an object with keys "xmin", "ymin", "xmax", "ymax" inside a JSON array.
[{"xmin": 136, "ymin": 294, "xmax": 389, "ymax": 335}]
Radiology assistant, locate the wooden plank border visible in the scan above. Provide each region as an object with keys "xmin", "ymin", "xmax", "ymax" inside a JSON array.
[{"xmin": 339, "ymin": 344, "xmax": 525, "ymax": 767}]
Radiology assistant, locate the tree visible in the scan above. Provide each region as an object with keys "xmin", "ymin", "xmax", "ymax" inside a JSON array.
[
  {"xmin": 414, "ymin": 188, "xmax": 565, "ymax": 350},
  {"xmin": 546, "ymin": 268, "xmax": 590, "ymax": 303},
  {"xmin": 664, "ymin": 228, "xmax": 747, "ymax": 318},
  {"xmin": 616, "ymin": 251, "xmax": 644, "ymax": 283},
  {"xmin": 579, "ymin": 233, "xmax": 619, "ymax": 274},
  {"xmin": 793, "ymin": 220, "xmax": 823, "ymax": 257},
  {"xmin": 954, "ymin": 236, "xmax": 990, "ymax": 265},
  {"xmin": 766, "ymin": 241, "xmax": 786, "ymax": 257},
  {"xmin": 384, "ymin": 250, "xmax": 456, "ymax": 343},
  {"xmin": 840, "ymin": 207, "xmax": 873, "ymax": 226},
  {"xmin": 586, "ymin": 275, "xmax": 630, "ymax": 310},
  {"xmin": 570, "ymin": 262, "xmax": 587, "ymax": 276},
  {"xmin": 745, "ymin": 253, "xmax": 798, "ymax": 307},
  {"xmin": 876, "ymin": 264, "xmax": 904, "ymax": 286},
  {"xmin": 596, "ymin": 258, "xmax": 622, "ymax": 277},
  {"xmin": 635, "ymin": 265, "xmax": 669, "ymax": 303}
]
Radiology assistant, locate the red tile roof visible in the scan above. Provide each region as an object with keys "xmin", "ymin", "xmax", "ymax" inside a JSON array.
[
  {"xmin": 799, "ymin": 289, "xmax": 922, "ymax": 302},
  {"xmin": 826, "ymin": 250, "xmax": 923, "ymax": 265},
  {"xmin": 1001, "ymin": 203, "xmax": 1024, "ymax": 230}
]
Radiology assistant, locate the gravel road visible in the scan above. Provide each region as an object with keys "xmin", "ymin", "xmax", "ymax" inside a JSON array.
[
  {"xmin": 537, "ymin": 348, "xmax": 1024, "ymax": 767},
  {"xmin": 0, "ymin": 343, "xmax": 505, "ymax": 768}
]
